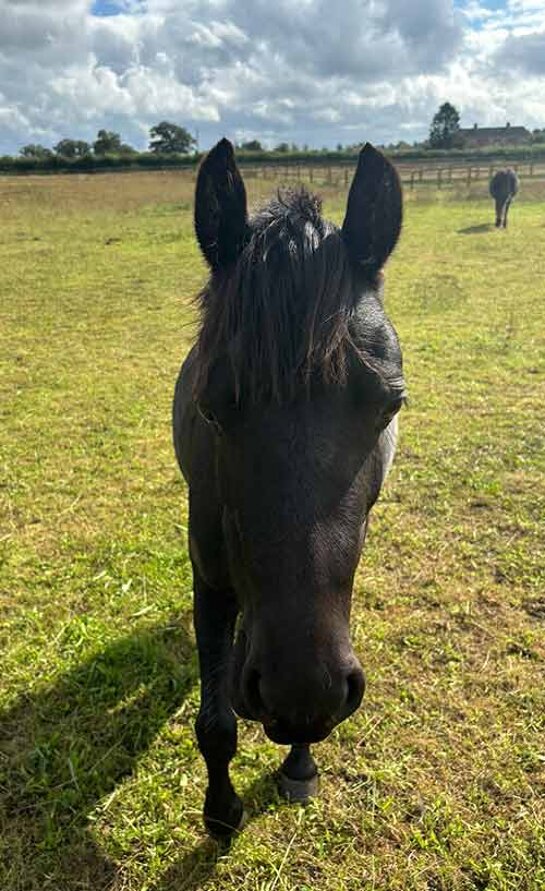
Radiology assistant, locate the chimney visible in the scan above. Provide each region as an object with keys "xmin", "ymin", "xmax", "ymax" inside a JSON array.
[
  {"xmin": 473, "ymin": 123, "xmax": 478, "ymax": 129},
  {"xmin": 506, "ymin": 122, "xmax": 511, "ymax": 128}
]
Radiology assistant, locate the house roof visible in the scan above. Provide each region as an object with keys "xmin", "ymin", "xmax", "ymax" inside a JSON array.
[{"xmin": 460, "ymin": 126, "xmax": 530, "ymax": 136}]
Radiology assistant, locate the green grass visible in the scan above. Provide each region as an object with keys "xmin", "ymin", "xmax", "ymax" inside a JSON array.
[{"xmin": 1, "ymin": 171, "xmax": 544, "ymax": 890}]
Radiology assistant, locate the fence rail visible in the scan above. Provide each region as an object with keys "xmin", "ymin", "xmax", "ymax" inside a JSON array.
[{"xmin": 237, "ymin": 160, "xmax": 545, "ymax": 190}]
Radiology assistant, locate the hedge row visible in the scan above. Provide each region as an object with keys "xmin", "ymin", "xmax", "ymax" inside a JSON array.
[
  {"xmin": 0, "ymin": 152, "xmax": 197, "ymax": 174},
  {"xmin": 0, "ymin": 149, "xmax": 362, "ymax": 173},
  {"xmin": 2, "ymin": 143, "xmax": 545, "ymax": 174},
  {"xmin": 386, "ymin": 144, "xmax": 545, "ymax": 163}
]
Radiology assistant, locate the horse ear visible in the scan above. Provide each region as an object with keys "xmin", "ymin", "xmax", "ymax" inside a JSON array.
[
  {"xmin": 341, "ymin": 143, "xmax": 402, "ymax": 276},
  {"xmin": 195, "ymin": 138, "xmax": 248, "ymax": 270}
]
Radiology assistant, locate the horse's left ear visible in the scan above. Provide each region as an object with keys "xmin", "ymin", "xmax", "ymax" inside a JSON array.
[
  {"xmin": 195, "ymin": 138, "xmax": 248, "ymax": 270},
  {"xmin": 342, "ymin": 143, "xmax": 402, "ymax": 276}
]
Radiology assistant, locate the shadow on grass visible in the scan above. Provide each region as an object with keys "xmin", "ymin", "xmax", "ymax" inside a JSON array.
[
  {"xmin": 1, "ymin": 617, "xmax": 287, "ymax": 891},
  {"xmin": 0, "ymin": 615, "xmax": 199, "ymax": 890},
  {"xmin": 457, "ymin": 223, "xmax": 494, "ymax": 235}
]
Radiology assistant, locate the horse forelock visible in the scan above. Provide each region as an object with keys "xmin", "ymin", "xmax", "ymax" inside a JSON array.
[{"xmin": 194, "ymin": 187, "xmax": 392, "ymax": 405}]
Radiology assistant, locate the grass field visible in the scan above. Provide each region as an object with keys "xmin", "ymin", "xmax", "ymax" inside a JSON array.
[{"xmin": 1, "ymin": 169, "xmax": 544, "ymax": 891}]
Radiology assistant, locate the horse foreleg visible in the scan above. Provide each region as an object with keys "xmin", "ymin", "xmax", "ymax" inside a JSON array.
[
  {"xmin": 194, "ymin": 576, "xmax": 243, "ymax": 836},
  {"xmin": 277, "ymin": 744, "xmax": 319, "ymax": 803},
  {"xmin": 503, "ymin": 196, "xmax": 512, "ymax": 228},
  {"xmin": 495, "ymin": 199, "xmax": 502, "ymax": 228}
]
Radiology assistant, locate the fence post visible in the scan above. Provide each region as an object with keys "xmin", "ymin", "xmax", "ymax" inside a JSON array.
[
  {"xmin": 328, "ymin": 165, "xmax": 332, "ymax": 184},
  {"xmin": 467, "ymin": 166, "xmax": 472, "ymax": 186},
  {"xmin": 410, "ymin": 171, "xmax": 415, "ymax": 190},
  {"xmin": 344, "ymin": 167, "xmax": 349, "ymax": 186},
  {"xmin": 437, "ymin": 168, "xmax": 442, "ymax": 189}
]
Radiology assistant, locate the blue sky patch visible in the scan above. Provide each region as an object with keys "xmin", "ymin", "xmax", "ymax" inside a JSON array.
[
  {"xmin": 92, "ymin": 0, "xmax": 122, "ymax": 16},
  {"xmin": 91, "ymin": 0, "xmax": 145, "ymax": 16},
  {"xmin": 480, "ymin": 0, "xmax": 508, "ymax": 8},
  {"xmin": 455, "ymin": 0, "xmax": 507, "ymax": 7}
]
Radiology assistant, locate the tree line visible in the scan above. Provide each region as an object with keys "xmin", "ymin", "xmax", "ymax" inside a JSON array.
[
  {"xmin": 14, "ymin": 107, "xmax": 545, "ymax": 162},
  {"xmin": 17, "ymin": 123, "xmax": 312, "ymax": 161},
  {"xmin": 20, "ymin": 122, "xmax": 198, "ymax": 160},
  {"xmin": 3, "ymin": 107, "xmax": 545, "ymax": 174}
]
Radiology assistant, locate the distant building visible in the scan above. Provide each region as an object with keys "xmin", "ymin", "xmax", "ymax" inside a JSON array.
[{"xmin": 460, "ymin": 123, "xmax": 532, "ymax": 147}]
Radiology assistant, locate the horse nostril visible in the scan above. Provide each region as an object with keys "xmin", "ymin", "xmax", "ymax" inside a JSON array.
[{"xmin": 344, "ymin": 667, "xmax": 365, "ymax": 716}]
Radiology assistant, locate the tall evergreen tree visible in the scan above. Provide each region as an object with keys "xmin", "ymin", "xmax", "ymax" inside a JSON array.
[{"xmin": 429, "ymin": 103, "xmax": 462, "ymax": 149}]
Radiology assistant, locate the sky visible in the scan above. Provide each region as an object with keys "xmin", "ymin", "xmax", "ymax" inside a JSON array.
[{"xmin": 1, "ymin": 0, "xmax": 544, "ymax": 154}]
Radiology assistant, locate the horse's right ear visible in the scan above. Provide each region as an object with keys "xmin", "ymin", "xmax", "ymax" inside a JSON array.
[
  {"xmin": 195, "ymin": 138, "xmax": 248, "ymax": 271},
  {"xmin": 342, "ymin": 143, "xmax": 402, "ymax": 277}
]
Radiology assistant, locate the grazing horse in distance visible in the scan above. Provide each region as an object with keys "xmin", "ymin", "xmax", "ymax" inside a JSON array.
[
  {"xmin": 490, "ymin": 168, "xmax": 519, "ymax": 228},
  {"xmin": 172, "ymin": 138, "xmax": 405, "ymax": 836}
]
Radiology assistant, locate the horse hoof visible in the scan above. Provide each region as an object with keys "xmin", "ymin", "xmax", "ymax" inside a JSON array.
[
  {"xmin": 277, "ymin": 771, "xmax": 319, "ymax": 803},
  {"xmin": 204, "ymin": 801, "xmax": 246, "ymax": 839}
]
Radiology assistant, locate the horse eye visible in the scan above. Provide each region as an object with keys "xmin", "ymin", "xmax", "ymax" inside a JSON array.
[{"xmin": 380, "ymin": 395, "xmax": 405, "ymax": 428}]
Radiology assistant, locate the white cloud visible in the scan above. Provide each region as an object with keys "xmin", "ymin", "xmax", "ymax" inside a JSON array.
[{"xmin": 0, "ymin": 0, "xmax": 544, "ymax": 154}]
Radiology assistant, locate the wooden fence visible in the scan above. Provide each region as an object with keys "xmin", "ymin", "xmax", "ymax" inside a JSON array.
[{"xmin": 238, "ymin": 160, "xmax": 545, "ymax": 190}]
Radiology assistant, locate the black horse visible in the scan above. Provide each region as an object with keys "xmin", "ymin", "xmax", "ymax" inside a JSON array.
[
  {"xmin": 490, "ymin": 168, "xmax": 519, "ymax": 228},
  {"xmin": 173, "ymin": 139, "xmax": 405, "ymax": 836}
]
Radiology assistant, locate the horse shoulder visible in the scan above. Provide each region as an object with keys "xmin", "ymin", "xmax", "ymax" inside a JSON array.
[{"xmin": 173, "ymin": 346, "xmax": 230, "ymax": 589}]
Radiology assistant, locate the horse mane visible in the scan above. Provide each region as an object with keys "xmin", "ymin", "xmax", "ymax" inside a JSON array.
[{"xmin": 193, "ymin": 187, "xmax": 385, "ymax": 405}]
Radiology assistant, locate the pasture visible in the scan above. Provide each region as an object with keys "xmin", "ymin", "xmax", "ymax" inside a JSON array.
[{"xmin": 1, "ymin": 168, "xmax": 544, "ymax": 890}]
